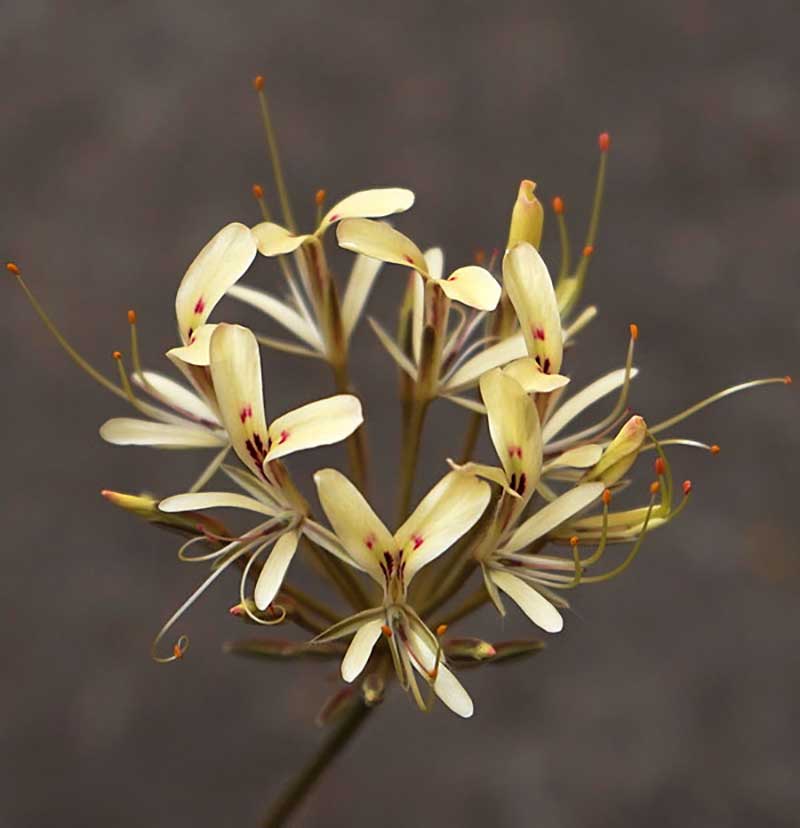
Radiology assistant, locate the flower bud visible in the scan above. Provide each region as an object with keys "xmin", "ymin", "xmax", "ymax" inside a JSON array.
[
  {"xmin": 506, "ymin": 180, "xmax": 544, "ymax": 251},
  {"xmin": 585, "ymin": 415, "xmax": 647, "ymax": 485},
  {"xmin": 101, "ymin": 489, "xmax": 227, "ymax": 536},
  {"xmin": 444, "ymin": 637, "xmax": 498, "ymax": 663},
  {"xmin": 361, "ymin": 672, "xmax": 386, "ymax": 706},
  {"xmin": 489, "ymin": 639, "xmax": 546, "ymax": 663}
]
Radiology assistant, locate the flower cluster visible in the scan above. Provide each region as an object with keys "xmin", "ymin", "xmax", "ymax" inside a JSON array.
[{"xmin": 8, "ymin": 78, "xmax": 790, "ymax": 722}]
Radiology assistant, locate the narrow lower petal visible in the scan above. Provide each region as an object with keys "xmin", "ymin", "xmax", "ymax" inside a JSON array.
[
  {"xmin": 396, "ymin": 472, "xmax": 491, "ymax": 581},
  {"xmin": 266, "ymin": 395, "xmax": 363, "ymax": 462},
  {"xmin": 254, "ymin": 530, "xmax": 300, "ymax": 610},
  {"xmin": 504, "ymin": 482, "xmax": 605, "ymax": 553},
  {"xmin": 319, "ymin": 188, "xmax": 415, "ymax": 233},
  {"xmin": 503, "ymin": 358, "xmax": 570, "ymax": 393},
  {"xmin": 341, "ymin": 618, "xmax": 385, "ymax": 682},
  {"xmin": 337, "ymin": 218, "xmax": 428, "ymax": 274},
  {"xmin": 490, "ymin": 570, "xmax": 563, "ymax": 633},
  {"xmin": 175, "ymin": 223, "xmax": 256, "ymax": 345},
  {"xmin": 424, "ymin": 247, "xmax": 445, "ymax": 282},
  {"xmin": 99, "ymin": 418, "xmax": 225, "ymax": 449},
  {"xmin": 504, "ymin": 242, "xmax": 563, "ymax": 375},
  {"xmin": 159, "ymin": 491, "xmax": 276, "ymax": 516},
  {"xmin": 407, "ymin": 628, "xmax": 474, "ymax": 718},
  {"xmin": 544, "ymin": 444, "xmax": 604, "ymax": 470},
  {"xmin": 252, "ymin": 222, "xmax": 312, "ymax": 256},
  {"xmin": 542, "ymin": 367, "xmax": 639, "ymax": 444},
  {"xmin": 227, "ymin": 284, "xmax": 323, "ymax": 350},
  {"xmin": 134, "ymin": 371, "xmax": 219, "ymax": 425},
  {"xmin": 313, "ymin": 468, "xmax": 394, "ymax": 581},
  {"xmin": 438, "ymin": 266, "xmax": 501, "ymax": 311},
  {"xmin": 166, "ymin": 324, "xmax": 217, "ymax": 367},
  {"xmin": 341, "ymin": 255, "xmax": 383, "ymax": 340},
  {"xmin": 442, "ymin": 333, "xmax": 528, "ymax": 394},
  {"xmin": 209, "ymin": 324, "xmax": 271, "ymax": 478}
]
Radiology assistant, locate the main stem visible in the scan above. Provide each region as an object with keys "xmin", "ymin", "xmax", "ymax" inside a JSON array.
[
  {"xmin": 262, "ymin": 699, "xmax": 373, "ymax": 828},
  {"xmin": 397, "ymin": 396, "xmax": 429, "ymax": 521}
]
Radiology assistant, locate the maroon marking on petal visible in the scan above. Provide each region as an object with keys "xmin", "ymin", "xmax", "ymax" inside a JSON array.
[
  {"xmin": 533, "ymin": 326, "xmax": 546, "ymax": 341},
  {"xmin": 328, "ymin": 213, "xmax": 340, "ymax": 222},
  {"xmin": 383, "ymin": 551, "xmax": 394, "ymax": 575},
  {"xmin": 508, "ymin": 445, "xmax": 523, "ymax": 459},
  {"xmin": 403, "ymin": 255, "xmax": 414, "ymax": 264},
  {"xmin": 239, "ymin": 404, "xmax": 254, "ymax": 423},
  {"xmin": 187, "ymin": 327, "xmax": 194, "ymax": 340},
  {"xmin": 253, "ymin": 433, "xmax": 265, "ymax": 454},
  {"xmin": 364, "ymin": 532, "xmax": 376, "ymax": 550},
  {"xmin": 194, "ymin": 297, "xmax": 206, "ymax": 315},
  {"xmin": 517, "ymin": 473, "xmax": 527, "ymax": 495},
  {"xmin": 411, "ymin": 534, "xmax": 424, "ymax": 550},
  {"xmin": 278, "ymin": 429, "xmax": 290, "ymax": 444},
  {"xmin": 542, "ymin": 358, "xmax": 551, "ymax": 374}
]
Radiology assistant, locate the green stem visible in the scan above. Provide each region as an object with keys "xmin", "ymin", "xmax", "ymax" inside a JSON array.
[
  {"xmin": 397, "ymin": 397, "xmax": 429, "ymax": 521},
  {"xmin": 331, "ymin": 360, "xmax": 369, "ymax": 492},
  {"xmin": 262, "ymin": 699, "xmax": 373, "ymax": 828},
  {"xmin": 459, "ymin": 410, "xmax": 482, "ymax": 463}
]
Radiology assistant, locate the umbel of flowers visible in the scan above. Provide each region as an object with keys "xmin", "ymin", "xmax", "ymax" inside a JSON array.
[{"xmin": 8, "ymin": 74, "xmax": 790, "ymax": 825}]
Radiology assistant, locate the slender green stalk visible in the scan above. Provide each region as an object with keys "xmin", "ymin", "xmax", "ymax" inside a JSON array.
[
  {"xmin": 331, "ymin": 360, "xmax": 369, "ymax": 492},
  {"xmin": 459, "ymin": 410, "xmax": 482, "ymax": 463},
  {"xmin": 255, "ymin": 83, "xmax": 296, "ymax": 232},
  {"xmin": 397, "ymin": 397, "xmax": 429, "ymax": 521},
  {"xmin": 262, "ymin": 698, "xmax": 373, "ymax": 828}
]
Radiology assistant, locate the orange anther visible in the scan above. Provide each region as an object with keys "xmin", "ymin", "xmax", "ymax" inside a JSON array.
[
  {"xmin": 654, "ymin": 457, "xmax": 665, "ymax": 475},
  {"xmin": 583, "ymin": 245, "xmax": 594, "ymax": 258},
  {"xmin": 552, "ymin": 196, "xmax": 564, "ymax": 214},
  {"xmin": 6, "ymin": 262, "xmax": 20, "ymax": 275},
  {"xmin": 314, "ymin": 188, "xmax": 326, "ymax": 206},
  {"xmin": 112, "ymin": 350, "xmax": 122, "ymax": 360},
  {"xmin": 251, "ymin": 183, "xmax": 264, "ymax": 199},
  {"xmin": 682, "ymin": 480, "xmax": 693, "ymax": 496},
  {"xmin": 229, "ymin": 604, "xmax": 244, "ymax": 616},
  {"xmin": 172, "ymin": 643, "xmax": 184, "ymax": 659},
  {"xmin": 784, "ymin": 375, "xmax": 792, "ymax": 385},
  {"xmin": 710, "ymin": 444, "xmax": 721, "ymax": 455},
  {"xmin": 252, "ymin": 75, "xmax": 265, "ymax": 91},
  {"xmin": 598, "ymin": 132, "xmax": 611, "ymax": 152},
  {"xmin": 436, "ymin": 624, "xmax": 448, "ymax": 637},
  {"xmin": 629, "ymin": 323, "xmax": 639, "ymax": 341},
  {"xmin": 650, "ymin": 480, "xmax": 661, "ymax": 495},
  {"xmin": 569, "ymin": 535, "xmax": 579, "ymax": 547},
  {"xmin": 473, "ymin": 248, "xmax": 486, "ymax": 266},
  {"xmin": 381, "ymin": 624, "xmax": 393, "ymax": 638},
  {"xmin": 127, "ymin": 309, "xmax": 137, "ymax": 324},
  {"xmin": 602, "ymin": 489, "xmax": 612, "ymax": 505}
]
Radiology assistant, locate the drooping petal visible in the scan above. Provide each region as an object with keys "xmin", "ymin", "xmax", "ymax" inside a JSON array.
[
  {"xmin": 251, "ymin": 222, "xmax": 312, "ymax": 256},
  {"xmin": 341, "ymin": 617, "xmax": 385, "ymax": 682},
  {"xmin": 447, "ymin": 460, "xmax": 511, "ymax": 493},
  {"xmin": 424, "ymin": 247, "xmax": 445, "ymax": 282},
  {"xmin": 175, "ymin": 223, "xmax": 256, "ymax": 345},
  {"xmin": 313, "ymin": 468, "xmax": 394, "ymax": 581},
  {"xmin": 503, "ymin": 482, "xmax": 605, "ymax": 554},
  {"xmin": 318, "ymin": 188, "xmax": 415, "ymax": 234},
  {"xmin": 341, "ymin": 255, "xmax": 383, "ymax": 340},
  {"xmin": 479, "ymin": 369, "xmax": 542, "ymax": 495},
  {"xmin": 209, "ymin": 324, "xmax": 270, "ymax": 478},
  {"xmin": 544, "ymin": 444, "xmax": 604, "ymax": 470},
  {"xmin": 99, "ymin": 418, "xmax": 225, "ymax": 449},
  {"xmin": 254, "ymin": 530, "xmax": 300, "ymax": 610},
  {"xmin": 159, "ymin": 491, "xmax": 276, "ymax": 516},
  {"xmin": 441, "ymin": 333, "xmax": 528, "ymax": 394},
  {"xmin": 337, "ymin": 219, "xmax": 428, "ymax": 274},
  {"xmin": 504, "ymin": 242, "xmax": 563, "ymax": 375},
  {"xmin": 265, "ymin": 395, "xmax": 363, "ymax": 462},
  {"xmin": 166, "ymin": 323, "xmax": 217, "ymax": 367},
  {"xmin": 489, "ymin": 570, "xmax": 563, "ymax": 633},
  {"xmin": 395, "ymin": 472, "xmax": 491, "ymax": 581},
  {"xmin": 411, "ymin": 271, "xmax": 425, "ymax": 366},
  {"xmin": 438, "ymin": 266, "xmax": 501, "ymax": 311},
  {"xmin": 503, "ymin": 357, "xmax": 570, "ymax": 394},
  {"xmin": 406, "ymin": 628, "xmax": 474, "ymax": 718},
  {"xmin": 133, "ymin": 371, "xmax": 219, "ymax": 425},
  {"xmin": 227, "ymin": 284, "xmax": 323, "ymax": 350},
  {"xmin": 542, "ymin": 367, "xmax": 638, "ymax": 443}
]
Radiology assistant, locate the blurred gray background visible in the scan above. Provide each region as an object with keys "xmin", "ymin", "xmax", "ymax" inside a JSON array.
[{"xmin": 2, "ymin": 1, "xmax": 798, "ymax": 826}]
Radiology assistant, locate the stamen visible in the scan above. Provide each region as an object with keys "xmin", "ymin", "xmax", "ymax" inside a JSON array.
[
  {"xmin": 253, "ymin": 74, "xmax": 296, "ymax": 232},
  {"xmin": 598, "ymin": 132, "xmax": 611, "ymax": 152},
  {"xmin": 572, "ymin": 134, "xmax": 609, "ymax": 296},
  {"xmin": 710, "ymin": 444, "xmax": 721, "ymax": 455},
  {"xmin": 629, "ymin": 323, "xmax": 639, "ymax": 341},
  {"xmin": 682, "ymin": 480, "xmax": 692, "ymax": 496},
  {"xmin": 314, "ymin": 188, "xmax": 326, "ymax": 226},
  {"xmin": 381, "ymin": 624, "xmax": 393, "ymax": 638},
  {"xmin": 251, "ymin": 182, "xmax": 273, "ymax": 222},
  {"xmin": 650, "ymin": 480, "xmax": 661, "ymax": 495},
  {"xmin": 650, "ymin": 377, "xmax": 790, "ymax": 434},
  {"xmin": 435, "ymin": 624, "xmax": 448, "ymax": 637},
  {"xmin": 553, "ymin": 198, "xmax": 571, "ymax": 284},
  {"xmin": 126, "ymin": 308, "xmax": 151, "ymax": 392},
  {"xmin": 12, "ymin": 271, "xmax": 126, "ymax": 400},
  {"xmin": 238, "ymin": 537, "xmax": 289, "ymax": 627},
  {"xmin": 473, "ymin": 248, "xmax": 486, "ymax": 266},
  {"xmin": 654, "ymin": 457, "xmax": 665, "ymax": 476}
]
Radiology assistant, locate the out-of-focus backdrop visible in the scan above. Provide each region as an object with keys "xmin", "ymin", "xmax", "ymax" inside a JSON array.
[{"xmin": 2, "ymin": 2, "xmax": 798, "ymax": 826}]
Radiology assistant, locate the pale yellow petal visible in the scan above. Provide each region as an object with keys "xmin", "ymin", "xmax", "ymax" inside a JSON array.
[
  {"xmin": 490, "ymin": 570, "xmax": 563, "ymax": 633},
  {"xmin": 406, "ymin": 628, "xmax": 474, "ymax": 718},
  {"xmin": 424, "ymin": 247, "xmax": 444, "ymax": 282},
  {"xmin": 251, "ymin": 222, "xmax": 312, "ymax": 256},
  {"xmin": 341, "ymin": 617, "xmax": 385, "ymax": 682},
  {"xmin": 503, "ymin": 242, "xmax": 563, "ymax": 374},
  {"xmin": 266, "ymin": 395, "xmax": 363, "ymax": 462},
  {"xmin": 503, "ymin": 482, "xmax": 605, "ymax": 554},
  {"xmin": 166, "ymin": 323, "xmax": 217, "ymax": 367},
  {"xmin": 175, "ymin": 223, "xmax": 256, "ymax": 344},
  {"xmin": 133, "ymin": 371, "xmax": 218, "ymax": 425},
  {"xmin": 442, "ymin": 333, "xmax": 528, "ymax": 394},
  {"xmin": 319, "ymin": 188, "xmax": 415, "ymax": 233},
  {"xmin": 336, "ymin": 219, "xmax": 427, "ymax": 274},
  {"xmin": 479, "ymin": 369, "xmax": 542, "ymax": 494},
  {"xmin": 438, "ymin": 266, "xmax": 501, "ymax": 311},
  {"xmin": 313, "ymin": 468, "xmax": 393, "ymax": 581},
  {"xmin": 254, "ymin": 530, "xmax": 300, "ymax": 610},
  {"xmin": 503, "ymin": 357, "xmax": 570, "ymax": 393},
  {"xmin": 341, "ymin": 255, "xmax": 383, "ymax": 339},
  {"xmin": 209, "ymin": 324, "xmax": 270, "ymax": 479},
  {"xmin": 544, "ymin": 444, "xmax": 604, "ymax": 470},
  {"xmin": 159, "ymin": 491, "xmax": 275, "ymax": 516},
  {"xmin": 395, "ymin": 472, "xmax": 490, "ymax": 580},
  {"xmin": 99, "ymin": 418, "xmax": 225, "ymax": 449}
]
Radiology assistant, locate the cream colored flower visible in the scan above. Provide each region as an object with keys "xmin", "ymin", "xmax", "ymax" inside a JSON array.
[{"xmin": 311, "ymin": 469, "xmax": 491, "ymax": 717}]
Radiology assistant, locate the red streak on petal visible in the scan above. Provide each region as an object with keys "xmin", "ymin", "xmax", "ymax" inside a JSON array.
[
  {"xmin": 533, "ymin": 326, "xmax": 546, "ymax": 341},
  {"xmin": 194, "ymin": 297, "xmax": 206, "ymax": 315},
  {"xmin": 278, "ymin": 430, "xmax": 290, "ymax": 444},
  {"xmin": 411, "ymin": 534, "xmax": 424, "ymax": 550}
]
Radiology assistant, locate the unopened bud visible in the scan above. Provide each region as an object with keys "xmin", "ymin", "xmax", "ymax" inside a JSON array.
[
  {"xmin": 507, "ymin": 179, "xmax": 544, "ymax": 251},
  {"xmin": 489, "ymin": 639, "xmax": 546, "ymax": 663},
  {"xmin": 585, "ymin": 414, "xmax": 647, "ymax": 485},
  {"xmin": 362, "ymin": 672, "xmax": 385, "ymax": 706},
  {"xmin": 444, "ymin": 638, "xmax": 497, "ymax": 663}
]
